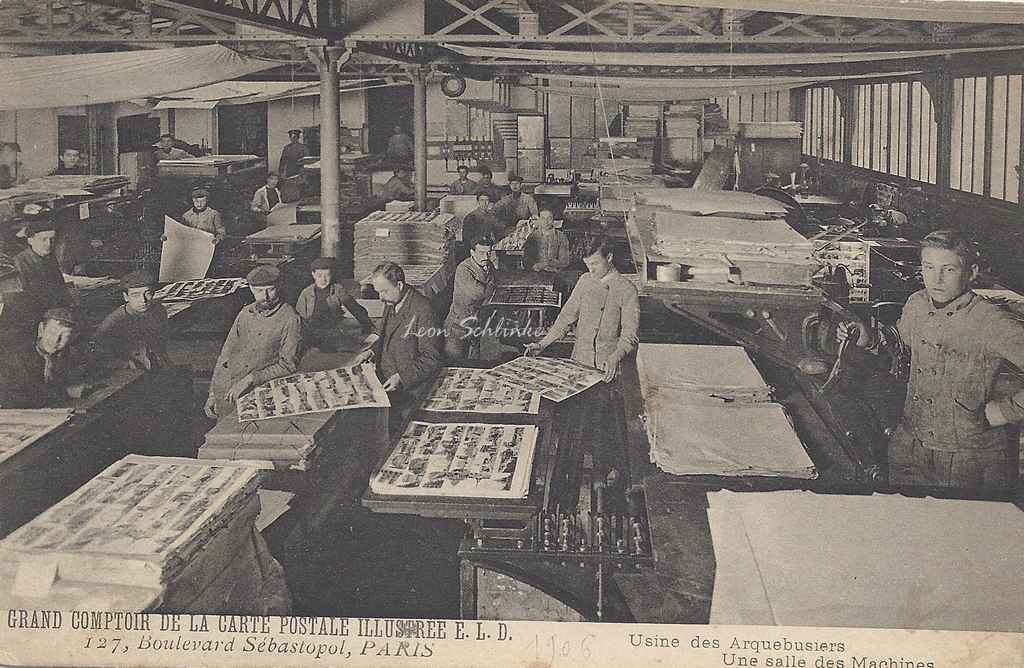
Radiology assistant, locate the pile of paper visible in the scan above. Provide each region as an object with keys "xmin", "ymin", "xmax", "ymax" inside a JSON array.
[
  {"xmin": 636, "ymin": 343, "xmax": 813, "ymax": 479},
  {"xmin": 637, "ymin": 344, "xmax": 772, "ymax": 403},
  {"xmin": 633, "ymin": 190, "xmax": 788, "ymax": 219},
  {"xmin": 707, "ymin": 490, "xmax": 1024, "ymax": 632},
  {"xmin": 0, "ymin": 455, "xmax": 265, "ymax": 592},
  {"xmin": 353, "ymin": 210, "xmax": 453, "ymax": 282}
]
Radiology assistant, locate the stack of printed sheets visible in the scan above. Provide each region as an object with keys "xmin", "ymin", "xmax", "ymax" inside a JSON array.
[
  {"xmin": 353, "ymin": 210, "xmax": 454, "ymax": 281},
  {"xmin": 637, "ymin": 344, "xmax": 814, "ymax": 479},
  {"xmin": 0, "ymin": 455, "xmax": 265, "ymax": 598}
]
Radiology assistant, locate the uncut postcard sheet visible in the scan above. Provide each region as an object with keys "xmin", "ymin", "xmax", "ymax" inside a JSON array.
[
  {"xmin": 482, "ymin": 356, "xmax": 605, "ymax": 402},
  {"xmin": 486, "ymin": 285, "xmax": 563, "ymax": 307},
  {"xmin": 237, "ymin": 363, "xmax": 390, "ymax": 422},
  {"xmin": 370, "ymin": 421, "xmax": 538, "ymax": 498},
  {"xmin": 421, "ymin": 367, "xmax": 541, "ymax": 415},
  {"xmin": 153, "ymin": 277, "xmax": 249, "ymax": 302},
  {"xmin": 0, "ymin": 409, "xmax": 74, "ymax": 466}
]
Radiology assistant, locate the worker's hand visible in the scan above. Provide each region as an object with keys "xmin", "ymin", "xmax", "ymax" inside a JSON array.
[
  {"xmin": 225, "ymin": 374, "xmax": 254, "ymax": 403},
  {"xmin": 354, "ymin": 348, "xmax": 375, "ymax": 365},
  {"xmin": 601, "ymin": 353, "xmax": 622, "ymax": 383},
  {"xmin": 985, "ymin": 401, "xmax": 1009, "ymax": 427},
  {"xmin": 204, "ymin": 395, "xmax": 218, "ymax": 419},
  {"xmin": 66, "ymin": 383, "xmax": 93, "ymax": 400},
  {"xmin": 836, "ymin": 319, "xmax": 873, "ymax": 348},
  {"xmin": 524, "ymin": 342, "xmax": 543, "ymax": 357},
  {"xmin": 382, "ymin": 373, "xmax": 402, "ymax": 392}
]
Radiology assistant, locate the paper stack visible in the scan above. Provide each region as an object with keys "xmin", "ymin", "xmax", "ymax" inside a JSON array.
[
  {"xmin": 637, "ymin": 344, "xmax": 815, "ymax": 479},
  {"xmin": 0, "ymin": 455, "xmax": 265, "ymax": 593},
  {"xmin": 353, "ymin": 210, "xmax": 454, "ymax": 282}
]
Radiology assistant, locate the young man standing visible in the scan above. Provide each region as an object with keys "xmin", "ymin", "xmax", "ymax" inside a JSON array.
[
  {"xmin": 444, "ymin": 233, "xmax": 496, "ymax": 361},
  {"xmin": 182, "ymin": 187, "xmax": 226, "ymax": 242},
  {"xmin": 14, "ymin": 213, "xmax": 73, "ymax": 317},
  {"xmin": 460, "ymin": 193, "xmax": 504, "ymax": 247},
  {"xmin": 379, "ymin": 166, "xmax": 416, "ymax": 203},
  {"xmin": 278, "ymin": 129, "xmax": 308, "ymax": 179},
  {"xmin": 449, "ymin": 165, "xmax": 479, "ymax": 195},
  {"xmin": 496, "ymin": 175, "xmax": 539, "ymax": 225},
  {"xmin": 91, "ymin": 270, "xmax": 171, "ymax": 371},
  {"xmin": 296, "ymin": 257, "xmax": 373, "ymax": 353},
  {"xmin": 251, "ymin": 172, "xmax": 284, "ymax": 215},
  {"xmin": 839, "ymin": 229, "xmax": 1024, "ymax": 494},
  {"xmin": 524, "ymin": 209, "xmax": 572, "ymax": 273},
  {"xmin": 526, "ymin": 237, "xmax": 638, "ymax": 383}
]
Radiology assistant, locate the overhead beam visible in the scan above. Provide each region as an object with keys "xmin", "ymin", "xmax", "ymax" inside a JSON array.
[{"xmin": 146, "ymin": 0, "xmax": 324, "ymax": 38}]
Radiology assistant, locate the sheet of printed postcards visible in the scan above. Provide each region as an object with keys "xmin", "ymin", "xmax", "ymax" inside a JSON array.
[
  {"xmin": 370, "ymin": 421, "xmax": 538, "ymax": 499},
  {"xmin": 237, "ymin": 363, "xmax": 391, "ymax": 422}
]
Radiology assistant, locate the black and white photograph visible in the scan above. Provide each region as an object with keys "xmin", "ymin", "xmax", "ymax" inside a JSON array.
[{"xmin": 1, "ymin": 1, "xmax": 1024, "ymax": 666}]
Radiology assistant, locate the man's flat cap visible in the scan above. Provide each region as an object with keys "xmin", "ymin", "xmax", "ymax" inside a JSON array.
[
  {"xmin": 190, "ymin": 187, "xmax": 209, "ymax": 198},
  {"xmin": 42, "ymin": 307, "xmax": 77, "ymax": 326},
  {"xmin": 310, "ymin": 257, "xmax": 335, "ymax": 272},
  {"xmin": 246, "ymin": 265, "xmax": 281, "ymax": 286}
]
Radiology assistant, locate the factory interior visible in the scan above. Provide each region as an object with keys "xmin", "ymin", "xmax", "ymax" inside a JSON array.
[{"xmin": 1, "ymin": 0, "xmax": 1023, "ymax": 634}]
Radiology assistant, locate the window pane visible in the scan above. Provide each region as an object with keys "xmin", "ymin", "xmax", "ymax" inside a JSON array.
[{"xmin": 991, "ymin": 76, "xmax": 1008, "ymax": 201}]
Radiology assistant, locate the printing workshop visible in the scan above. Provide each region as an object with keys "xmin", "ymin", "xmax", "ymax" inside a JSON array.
[{"xmin": 0, "ymin": 0, "xmax": 1023, "ymax": 633}]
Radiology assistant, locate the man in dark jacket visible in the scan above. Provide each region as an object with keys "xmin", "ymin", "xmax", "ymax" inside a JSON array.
[
  {"xmin": 0, "ymin": 308, "xmax": 86, "ymax": 408},
  {"xmin": 296, "ymin": 257, "xmax": 373, "ymax": 352},
  {"xmin": 354, "ymin": 262, "xmax": 442, "ymax": 430},
  {"xmin": 14, "ymin": 212, "xmax": 73, "ymax": 319}
]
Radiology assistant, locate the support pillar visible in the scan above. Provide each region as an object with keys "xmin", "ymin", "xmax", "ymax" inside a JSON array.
[
  {"xmin": 308, "ymin": 46, "xmax": 351, "ymax": 260},
  {"xmin": 411, "ymin": 66, "xmax": 429, "ymax": 211}
]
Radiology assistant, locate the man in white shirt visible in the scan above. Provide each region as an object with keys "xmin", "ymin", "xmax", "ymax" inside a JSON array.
[{"xmin": 251, "ymin": 172, "xmax": 283, "ymax": 227}]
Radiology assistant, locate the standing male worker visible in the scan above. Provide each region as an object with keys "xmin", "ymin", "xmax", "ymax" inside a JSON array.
[
  {"xmin": 460, "ymin": 193, "xmax": 505, "ymax": 247},
  {"xmin": 154, "ymin": 134, "xmax": 192, "ymax": 161},
  {"xmin": 449, "ymin": 165, "xmax": 479, "ymax": 195},
  {"xmin": 526, "ymin": 237, "xmax": 639, "ymax": 382},
  {"xmin": 838, "ymin": 229, "xmax": 1024, "ymax": 494},
  {"xmin": 251, "ymin": 172, "xmax": 284, "ymax": 215},
  {"xmin": 496, "ymin": 175, "xmax": 539, "ymax": 226},
  {"xmin": 379, "ymin": 166, "xmax": 416, "ymax": 203},
  {"xmin": 205, "ymin": 265, "xmax": 303, "ymax": 419},
  {"xmin": 524, "ymin": 209, "xmax": 572, "ymax": 273},
  {"xmin": 278, "ymin": 129, "xmax": 308, "ymax": 179},
  {"xmin": 0, "ymin": 308, "xmax": 89, "ymax": 408},
  {"xmin": 385, "ymin": 125, "xmax": 414, "ymax": 165},
  {"xmin": 182, "ymin": 187, "xmax": 226, "ymax": 242},
  {"xmin": 444, "ymin": 233, "xmax": 496, "ymax": 361},
  {"xmin": 475, "ymin": 166, "xmax": 504, "ymax": 204},
  {"xmin": 354, "ymin": 262, "xmax": 442, "ymax": 428},
  {"xmin": 52, "ymin": 148, "xmax": 87, "ymax": 175},
  {"xmin": 14, "ymin": 210, "xmax": 73, "ymax": 317},
  {"xmin": 90, "ymin": 270, "xmax": 171, "ymax": 371},
  {"xmin": 296, "ymin": 257, "xmax": 374, "ymax": 353}
]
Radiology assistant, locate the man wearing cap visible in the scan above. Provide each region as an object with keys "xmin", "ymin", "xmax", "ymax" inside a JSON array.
[
  {"xmin": 449, "ymin": 165, "xmax": 479, "ymax": 196},
  {"xmin": 296, "ymin": 257, "xmax": 373, "ymax": 353},
  {"xmin": 205, "ymin": 265, "xmax": 303, "ymax": 419},
  {"xmin": 524, "ymin": 209, "xmax": 572, "ymax": 273},
  {"xmin": 278, "ymin": 129, "xmax": 308, "ymax": 179},
  {"xmin": 460, "ymin": 193, "xmax": 505, "ymax": 248},
  {"xmin": 379, "ymin": 166, "xmax": 416, "ymax": 203},
  {"xmin": 182, "ymin": 188, "xmax": 226, "ymax": 242},
  {"xmin": 476, "ymin": 166, "xmax": 504, "ymax": 204},
  {"xmin": 385, "ymin": 125, "xmax": 414, "ymax": 165},
  {"xmin": 496, "ymin": 175, "xmax": 538, "ymax": 226},
  {"xmin": 154, "ymin": 134, "xmax": 192, "ymax": 162},
  {"xmin": 354, "ymin": 262, "xmax": 442, "ymax": 429},
  {"xmin": 14, "ymin": 212, "xmax": 73, "ymax": 316},
  {"xmin": 0, "ymin": 308, "xmax": 88, "ymax": 408},
  {"xmin": 90, "ymin": 270, "xmax": 171, "ymax": 371}
]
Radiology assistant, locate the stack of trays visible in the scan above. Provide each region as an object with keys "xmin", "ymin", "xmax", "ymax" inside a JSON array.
[
  {"xmin": 353, "ymin": 210, "xmax": 454, "ymax": 281},
  {"xmin": 0, "ymin": 455, "xmax": 266, "ymax": 607},
  {"xmin": 200, "ymin": 412, "xmax": 339, "ymax": 476}
]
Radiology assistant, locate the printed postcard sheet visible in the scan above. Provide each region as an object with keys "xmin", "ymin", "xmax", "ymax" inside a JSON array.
[
  {"xmin": 0, "ymin": 409, "xmax": 74, "ymax": 466},
  {"xmin": 487, "ymin": 285, "xmax": 563, "ymax": 308},
  {"xmin": 154, "ymin": 277, "xmax": 248, "ymax": 303},
  {"xmin": 0, "ymin": 455, "xmax": 262, "ymax": 585},
  {"xmin": 237, "ymin": 363, "xmax": 390, "ymax": 422},
  {"xmin": 370, "ymin": 421, "xmax": 537, "ymax": 499},
  {"xmin": 421, "ymin": 367, "xmax": 541, "ymax": 415},
  {"xmin": 483, "ymin": 356, "xmax": 604, "ymax": 402}
]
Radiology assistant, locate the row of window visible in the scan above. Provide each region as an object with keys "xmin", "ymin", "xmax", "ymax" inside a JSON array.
[{"xmin": 803, "ymin": 74, "xmax": 1023, "ymax": 205}]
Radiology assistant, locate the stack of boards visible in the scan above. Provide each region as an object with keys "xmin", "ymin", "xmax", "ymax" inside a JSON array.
[
  {"xmin": 637, "ymin": 344, "xmax": 815, "ymax": 479},
  {"xmin": 353, "ymin": 210, "xmax": 454, "ymax": 282},
  {"xmin": 0, "ymin": 455, "xmax": 266, "ymax": 610}
]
